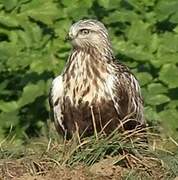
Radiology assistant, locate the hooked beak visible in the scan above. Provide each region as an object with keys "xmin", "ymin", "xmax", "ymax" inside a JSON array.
[
  {"xmin": 65, "ymin": 34, "xmax": 71, "ymax": 41},
  {"xmin": 65, "ymin": 33, "xmax": 74, "ymax": 42}
]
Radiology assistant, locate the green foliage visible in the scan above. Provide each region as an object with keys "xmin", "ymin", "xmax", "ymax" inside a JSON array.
[{"xmin": 0, "ymin": 0, "xmax": 178, "ymax": 140}]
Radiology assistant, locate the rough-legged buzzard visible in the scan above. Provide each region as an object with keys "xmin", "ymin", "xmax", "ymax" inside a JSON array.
[{"xmin": 49, "ymin": 19, "xmax": 145, "ymax": 139}]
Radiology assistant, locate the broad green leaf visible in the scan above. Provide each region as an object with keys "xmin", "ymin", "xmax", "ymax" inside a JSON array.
[
  {"xmin": 0, "ymin": 111, "xmax": 19, "ymax": 127},
  {"xmin": 18, "ymin": 80, "xmax": 46, "ymax": 107},
  {"xmin": 144, "ymin": 106, "xmax": 159, "ymax": 122},
  {"xmin": 155, "ymin": 0, "xmax": 178, "ymax": 21},
  {"xmin": 151, "ymin": 52, "xmax": 178, "ymax": 67},
  {"xmin": 17, "ymin": 30, "xmax": 32, "ymax": 48},
  {"xmin": 147, "ymin": 83, "xmax": 167, "ymax": 95},
  {"xmin": 159, "ymin": 64, "xmax": 178, "ymax": 88},
  {"xmin": 62, "ymin": 0, "xmax": 93, "ymax": 9},
  {"xmin": 0, "ymin": 81, "xmax": 8, "ymax": 91},
  {"xmin": 159, "ymin": 33, "xmax": 178, "ymax": 53},
  {"xmin": 146, "ymin": 94, "xmax": 170, "ymax": 106},
  {"xmin": 20, "ymin": 1, "xmax": 59, "ymax": 25},
  {"xmin": 148, "ymin": 33, "xmax": 159, "ymax": 53},
  {"xmin": 170, "ymin": 12, "xmax": 178, "ymax": 23},
  {"xmin": 9, "ymin": 31, "xmax": 18, "ymax": 45},
  {"xmin": 166, "ymin": 100, "xmax": 178, "ymax": 109},
  {"xmin": 64, "ymin": 6, "xmax": 90, "ymax": 19},
  {"xmin": 103, "ymin": 10, "xmax": 138, "ymax": 24},
  {"xmin": 80, "ymin": 0, "xmax": 94, "ymax": 8},
  {"xmin": 116, "ymin": 41, "xmax": 153, "ymax": 62},
  {"xmin": 98, "ymin": 0, "xmax": 110, "ymax": 9},
  {"xmin": 159, "ymin": 109, "xmax": 178, "ymax": 137},
  {"xmin": 140, "ymin": 87, "xmax": 148, "ymax": 101},
  {"xmin": 0, "ymin": 101, "xmax": 18, "ymax": 113},
  {"xmin": 60, "ymin": 0, "xmax": 93, "ymax": 19},
  {"xmin": 0, "ymin": 42, "xmax": 17, "ymax": 60},
  {"xmin": 104, "ymin": 0, "xmax": 121, "ymax": 9},
  {"xmin": 126, "ymin": 48, "xmax": 153, "ymax": 62},
  {"xmin": 30, "ymin": 55, "xmax": 58, "ymax": 74},
  {"xmin": 0, "ymin": 14, "xmax": 19, "ymax": 27},
  {"xmin": 127, "ymin": 20, "xmax": 152, "ymax": 47},
  {"xmin": 7, "ymin": 53, "xmax": 32, "ymax": 70},
  {"xmin": 174, "ymin": 26, "xmax": 178, "ymax": 34},
  {"xmin": 136, "ymin": 72, "xmax": 152, "ymax": 86},
  {"xmin": 2, "ymin": 0, "xmax": 17, "ymax": 11},
  {"xmin": 124, "ymin": 61, "xmax": 138, "ymax": 68},
  {"xmin": 27, "ymin": 23, "xmax": 42, "ymax": 44},
  {"xmin": 61, "ymin": 0, "xmax": 72, "ymax": 6}
]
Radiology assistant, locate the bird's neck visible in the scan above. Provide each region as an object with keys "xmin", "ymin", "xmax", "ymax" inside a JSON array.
[
  {"xmin": 74, "ymin": 45, "xmax": 114, "ymax": 62},
  {"xmin": 65, "ymin": 47, "xmax": 113, "ymax": 71},
  {"xmin": 63, "ymin": 47, "xmax": 114, "ymax": 82}
]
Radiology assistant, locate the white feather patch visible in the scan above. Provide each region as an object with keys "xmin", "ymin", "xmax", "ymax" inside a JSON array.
[
  {"xmin": 105, "ymin": 74, "xmax": 121, "ymax": 114},
  {"xmin": 51, "ymin": 75, "xmax": 65, "ymax": 131},
  {"xmin": 51, "ymin": 76, "xmax": 63, "ymax": 103}
]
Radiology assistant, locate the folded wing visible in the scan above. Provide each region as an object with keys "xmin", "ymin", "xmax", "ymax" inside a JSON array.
[{"xmin": 49, "ymin": 76, "xmax": 66, "ymax": 136}]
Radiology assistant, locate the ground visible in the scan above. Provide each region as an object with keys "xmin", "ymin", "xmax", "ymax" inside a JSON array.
[
  {"xmin": 0, "ymin": 128, "xmax": 178, "ymax": 180},
  {"xmin": 0, "ymin": 157, "xmax": 169, "ymax": 180}
]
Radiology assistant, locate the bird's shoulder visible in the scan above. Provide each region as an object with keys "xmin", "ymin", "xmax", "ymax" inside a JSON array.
[
  {"xmin": 111, "ymin": 59, "xmax": 141, "ymax": 94},
  {"xmin": 112, "ymin": 60, "xmax": 136, "ymax": 81},
  {"xmin": 112, "ymin": 59, "xmax": 132, "ymax": 74}
]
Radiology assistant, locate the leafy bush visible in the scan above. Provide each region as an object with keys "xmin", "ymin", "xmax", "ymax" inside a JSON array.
[{"xmin": 0, "ymin": 0, "xmax": 178, "ymax": 141}]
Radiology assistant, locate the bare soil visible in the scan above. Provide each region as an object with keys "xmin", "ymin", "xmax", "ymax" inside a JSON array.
[
  {"xmin": 0, "ymin": 156, "xmax": 169, "ymax": 180},
  {"xmin": 1, "ymin": 160, "xmax": 123, "ymax": 180}
]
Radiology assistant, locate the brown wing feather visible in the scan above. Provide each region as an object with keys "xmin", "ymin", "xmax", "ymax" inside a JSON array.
[{"xmin": 112, "ymin": 61, "xmax": 145, "ymax": 129}]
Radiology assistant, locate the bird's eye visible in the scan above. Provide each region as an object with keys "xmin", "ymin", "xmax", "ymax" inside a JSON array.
[{"xmin": 80, "ymin": 29, "xmax": 90, "ymax": 35}]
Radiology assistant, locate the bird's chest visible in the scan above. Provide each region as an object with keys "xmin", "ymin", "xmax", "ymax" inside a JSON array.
[{"xmin": 63, "ymin": 56, "xmax": 114, "ymax": 106}]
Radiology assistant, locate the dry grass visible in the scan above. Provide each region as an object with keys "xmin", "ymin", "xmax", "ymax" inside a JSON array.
[{"xmin": 0, "ymin": 125, "xmax": 178, "ymax": 180}]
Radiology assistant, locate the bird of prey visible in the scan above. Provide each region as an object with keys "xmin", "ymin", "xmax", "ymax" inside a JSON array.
[{"xmin": 49, "ymin": 19, "xmax": 145, "ymax": 139}]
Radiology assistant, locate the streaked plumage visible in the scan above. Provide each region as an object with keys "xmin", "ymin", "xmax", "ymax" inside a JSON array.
[{"xmin": 49, "ymin": 19, "xmax": 145, "ymax": 139}]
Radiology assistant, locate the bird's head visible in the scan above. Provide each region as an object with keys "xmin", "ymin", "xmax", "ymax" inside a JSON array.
[{"xmin": 67, "ymin": 19, "xmax": 112, "ymax": 52}]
